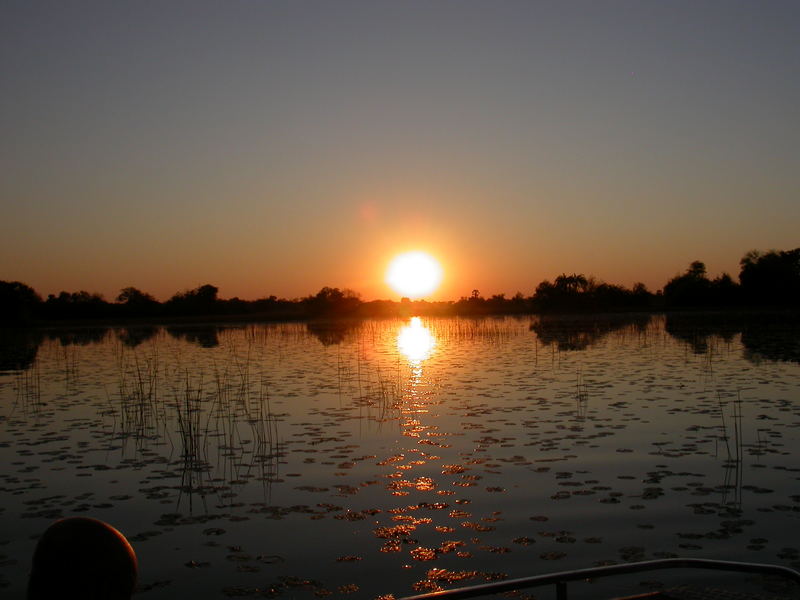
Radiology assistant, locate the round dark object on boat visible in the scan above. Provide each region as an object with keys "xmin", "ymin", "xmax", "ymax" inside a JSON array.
[{"xmin": 28, "ymin": 517, "xmax": 138, "ymax": 600}]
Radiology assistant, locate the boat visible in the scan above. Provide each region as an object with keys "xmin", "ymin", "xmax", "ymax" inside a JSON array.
[{"xmin": 398, "ymin": 558, "xmax": 800, "ymax": 600}]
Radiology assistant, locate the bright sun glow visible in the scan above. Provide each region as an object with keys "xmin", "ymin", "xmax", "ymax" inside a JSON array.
[
  {"xmin": 397, "ymin": 317, "xmax": 435, "ymax": 363},
  {"xmin": 386, "ymin": 251, "xmax": 443, "ymax": 298}
]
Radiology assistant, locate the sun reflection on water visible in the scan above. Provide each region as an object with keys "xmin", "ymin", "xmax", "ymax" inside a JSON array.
[{"xmin": 397, "ymin": 317, "xmax": 435, "ymax": 364}]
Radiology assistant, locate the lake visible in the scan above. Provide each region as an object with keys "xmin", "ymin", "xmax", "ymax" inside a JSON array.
[{"xmin": 1, "ymin": 313, "xmax": 799, "ymax": 599}]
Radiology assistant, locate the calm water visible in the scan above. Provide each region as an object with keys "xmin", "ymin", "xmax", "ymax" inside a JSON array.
[{"xmin": 1, "ymin": 314, "xmax": 799, "ymax": 598}]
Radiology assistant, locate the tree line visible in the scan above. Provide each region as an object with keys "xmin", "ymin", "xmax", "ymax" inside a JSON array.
[
  {"xmin": 0, "ymin": 282, "xmax": 366, "ymax": 323},
  {"xmin": 1, "ymin": 247, "xmax": 797, "ymax": 323}
]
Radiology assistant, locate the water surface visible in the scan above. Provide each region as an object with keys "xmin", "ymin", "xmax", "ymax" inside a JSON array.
[{"xmin": 1, "ymin": 314, "xmax": 799, "ymax": 598}]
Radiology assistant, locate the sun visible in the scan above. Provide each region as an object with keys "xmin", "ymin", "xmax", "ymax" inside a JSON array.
[{"xmin": 386, "ymin": 251, "xmax": 443, "ymax": 298}]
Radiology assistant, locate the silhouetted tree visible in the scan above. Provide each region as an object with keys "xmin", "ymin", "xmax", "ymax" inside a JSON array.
[
  {"xmin": 555, "ymin": 273, "xmax": 590, "ymax": 294},
  {"xmin": 453, "ymin": 290, "xmax": 489, "ymax": 314},
  {"xmin": 663, "ymin": 261, "xmax": 743, "ymax": 307},
  {"xmin": 687, "ymin": 261, "xmax": 706, "ymax": 278},
  {"xmin": 533, "ymin": 273, "xmax": 652, "ymax": 312},
  {"xmin": 304, "ymin": 287, "xmax": 361, "ymax": 317},
  {"xmin": 116, "ymin": 287, "xmax": 160, "ymax": 317},
  {"xmin": 663, "ymin": 261, "xmax": 712, "ymax": 307},
  {"xmin": 195, "ymin": 284, "xmax": 219, "ymax": 303},
  {"xmin": 166, "ymin": 284, "xmax": 220, "ymax": 315},
  {"xmin": 0, "ymin": 280, "xmax": 42, "ymax": 323},
  {"xmin": 43, "ymin": 290, "xmax": 110, "ymax": 319},
  {"xmin": 117, "ymin": 287, "xmax": 156, "ymax": 305},
  {"xmin": 710, "ymin": 272, "xmax": 740, "ymax": 305},
  {"xmin": 487, "ymin": 293, "xmax": 506, "ymax": 312},
  {"xmin": 532, "ymin": 273, "xmax": 592, "ymax": 311},
  {"xmin": 509, "ymin": 292, "xmax": 529, "ymax": 312},
  {"xmin": 739, "ymin": 248, "xmax": 800, "ymax": 306}
]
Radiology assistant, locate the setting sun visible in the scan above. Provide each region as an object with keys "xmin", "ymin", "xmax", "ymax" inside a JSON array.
[{"xmin": 386, "ymin": 251, "xmax": 443, "ymax": 299}]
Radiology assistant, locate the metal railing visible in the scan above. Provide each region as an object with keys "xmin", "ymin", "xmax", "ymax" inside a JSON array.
[{"xmin": 399, "ymin": 558, "xmax": 800, "ymax": 600}]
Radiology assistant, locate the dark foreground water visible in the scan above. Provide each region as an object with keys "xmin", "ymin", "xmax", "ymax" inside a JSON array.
[{"xmin": 1, "ymin": 313, "xmax": 799, "ymax": 599}]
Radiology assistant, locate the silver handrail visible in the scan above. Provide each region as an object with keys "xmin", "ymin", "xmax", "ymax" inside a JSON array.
[{"xmin": 399, "ymin": 558, "xmax": 800, "ymax": 600}]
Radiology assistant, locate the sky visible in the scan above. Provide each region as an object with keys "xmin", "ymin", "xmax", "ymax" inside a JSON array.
[{"xmin": 2, "ymin": 0, "xmax": 798, "ymax": 302}]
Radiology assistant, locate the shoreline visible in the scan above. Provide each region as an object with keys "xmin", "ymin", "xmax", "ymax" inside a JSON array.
[{"xmin": 4, "ymin": 306, "xmax": 799, "ymax": 331}]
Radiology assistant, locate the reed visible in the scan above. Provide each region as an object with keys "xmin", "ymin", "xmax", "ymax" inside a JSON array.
[
  {"xmin": 716, "ymin": 390, "xmax": 732, "ymax": 461},
  {"xmin": 112, "ymin": 345, "xmax": 162, "ymax": 453},
  {"xmin": 716, "ymin": 389, "xmax": 744, "ymax": 508},
  {"xmin": 14, "ymin": 359, "xmax": 41, "ymax": 415},
  {"xmin": 164, "ymin": 344, "xmax": 282, "ymax": 511}
]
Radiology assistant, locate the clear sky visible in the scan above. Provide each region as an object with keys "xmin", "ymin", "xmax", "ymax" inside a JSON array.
[{"xmin": 2, "ymin": 0, "xmax": 798, "ymax": 301}]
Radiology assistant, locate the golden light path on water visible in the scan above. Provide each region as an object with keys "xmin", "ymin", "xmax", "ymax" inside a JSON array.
[
  {"xmin": 396, "ymin": 317, "xmax": 436, "ymax": 489},
  {"xmin": 397, "ymin": 317, "xmax": 436, "ymax": 364}
]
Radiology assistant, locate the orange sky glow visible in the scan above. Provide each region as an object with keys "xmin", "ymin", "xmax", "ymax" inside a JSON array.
[{"xmin": 2, "ymin": 3, "xmax": 798, "ymax": 302}]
